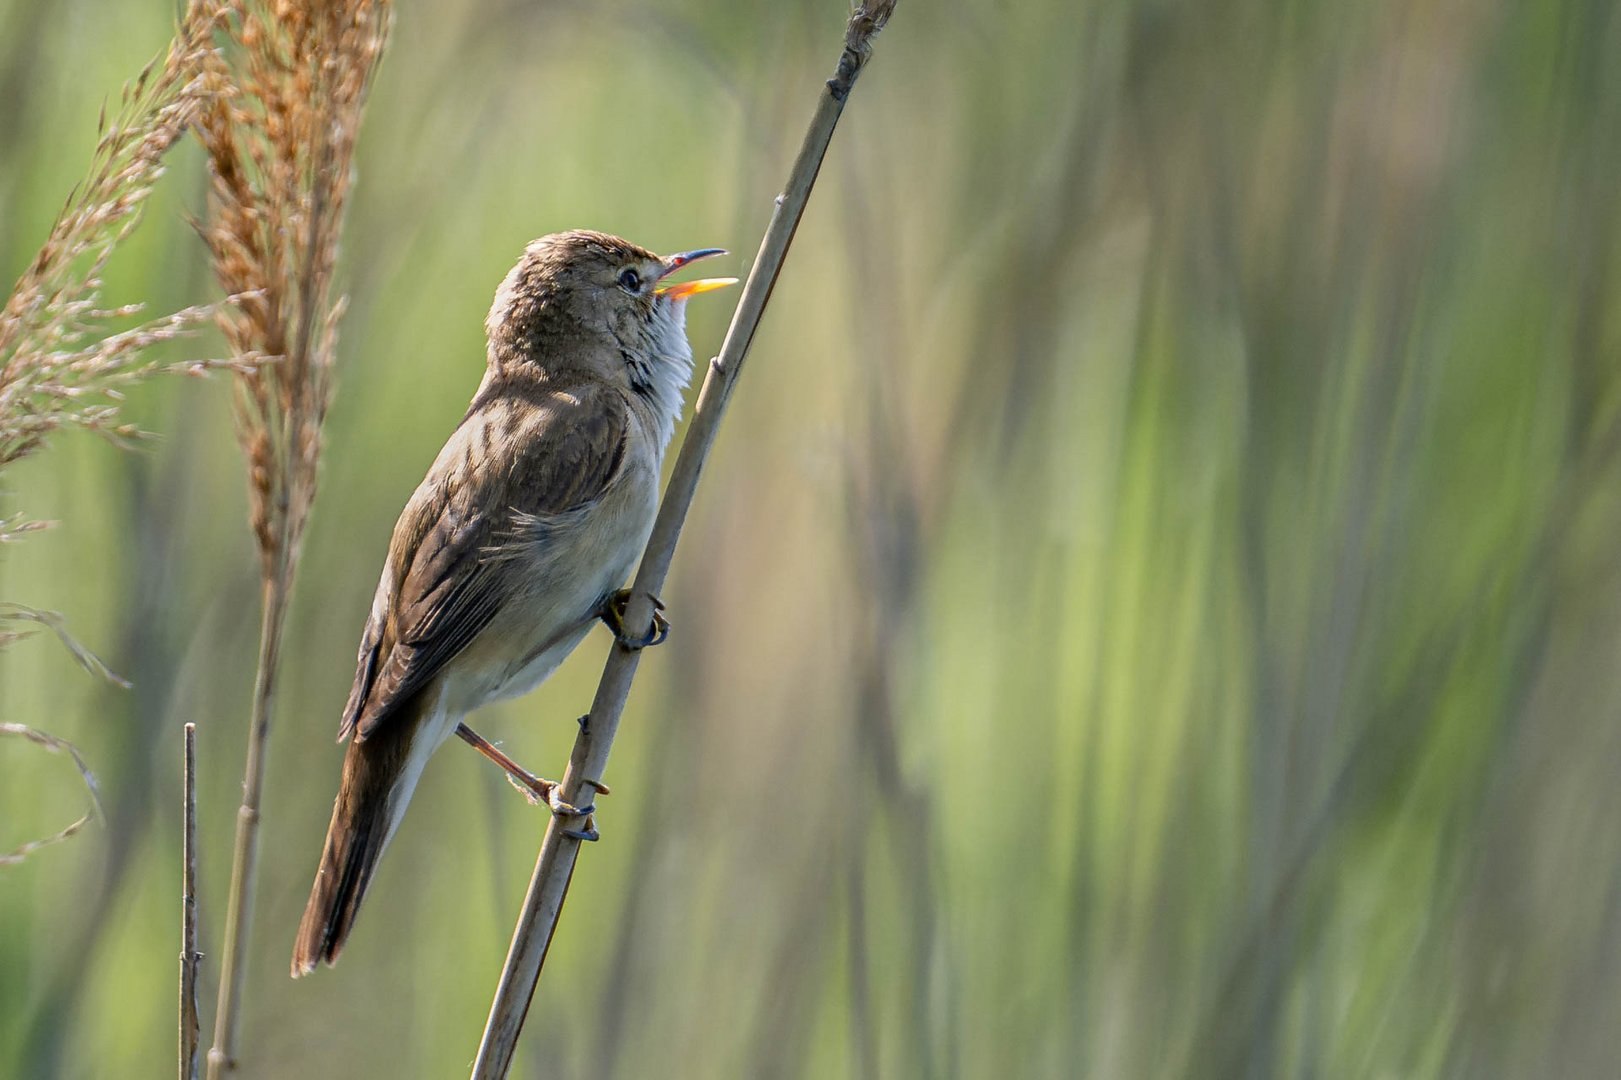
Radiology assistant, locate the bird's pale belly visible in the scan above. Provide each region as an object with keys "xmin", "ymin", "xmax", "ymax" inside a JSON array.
[
  {"xmin": 438, "ymin": 460, "xmax": 656, "ymax": 718},
  {"xmin": 490, "ymin": 619, "xmax": 595, "ymax": 702}
]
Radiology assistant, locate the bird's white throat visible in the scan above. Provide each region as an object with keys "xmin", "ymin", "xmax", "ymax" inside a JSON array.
[{"xmin": 632, "ymin": 298, "xmax": 698, "ymax": 454}]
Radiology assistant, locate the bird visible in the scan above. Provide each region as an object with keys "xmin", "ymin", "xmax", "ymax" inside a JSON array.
[{"xmin": 291, "ymin": 230, "xmax": 735, "ymax": 975}]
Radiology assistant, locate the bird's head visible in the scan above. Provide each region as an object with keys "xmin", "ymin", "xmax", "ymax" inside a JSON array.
[{"xmin": 485, "ymin": 230, "xmax": 733, "ymax": 390}]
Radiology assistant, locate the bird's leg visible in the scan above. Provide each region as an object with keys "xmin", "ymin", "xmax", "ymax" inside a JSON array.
[
  {"xmin": 455, "ymin": 724, "xmax": 606, "ymax": 838},
  {"xmin": 456, "ymin": 723, "xmax": 563, "ymax": 804},
  {"xmin": 597, "ymin": 589, "xmax": 670, "ymax": 651}
]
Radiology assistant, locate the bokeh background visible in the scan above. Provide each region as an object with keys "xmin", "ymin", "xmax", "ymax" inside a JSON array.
[{"xmin": 5, "ymin": 0, "xmax": 1621, "ymax": 1076}]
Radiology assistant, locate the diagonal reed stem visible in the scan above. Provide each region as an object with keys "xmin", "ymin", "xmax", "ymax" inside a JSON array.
[{"xmin": 469, "ymin": 4, "xmax": 898, "ymax": 1075}]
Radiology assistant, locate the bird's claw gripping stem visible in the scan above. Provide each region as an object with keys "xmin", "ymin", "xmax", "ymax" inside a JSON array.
[
  {"xmin": 556, "ymin": 777, "xmax": 610, "ymax": 841},
  {"xmin": 459, "ymin": 723, "xmax": 610, "ymax": 828},
  {"xmin": 599, "ymin": 589, "xmax": 669, "ymax": 651}
]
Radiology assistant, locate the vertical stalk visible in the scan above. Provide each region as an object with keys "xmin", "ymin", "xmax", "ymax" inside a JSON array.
[
  {"xmin": 180, "ymin": 723, "xmax": 201, "ymax": 1080},
  {"xmin": 206, "ymin": 543, "xmax": 291, "ymax": 1078},
  {"xmin": 195, "ymin": 4, "xmax": 390, "ymax": 1066}
]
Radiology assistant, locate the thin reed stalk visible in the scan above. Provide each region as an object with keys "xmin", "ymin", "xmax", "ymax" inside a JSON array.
[
  {"xmin": 470, "ymin": 5, "xmax": 899, "ymax": 1074},
  {"xmin": 180, "ymin": 723, "xmax": 201, "ymax": 1080},
  {"xmin": 196, "ymin": 2, "xmax": 392, "ymax": 1074}
]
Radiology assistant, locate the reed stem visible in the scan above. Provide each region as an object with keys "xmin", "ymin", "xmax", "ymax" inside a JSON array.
[{"xmin": 179, "ymin": 723, "xmax": 201, "ymax": 1080}]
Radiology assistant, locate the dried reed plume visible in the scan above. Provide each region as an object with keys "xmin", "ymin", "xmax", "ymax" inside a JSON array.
[
  {"xmin": 194, "ymin": 2, "xmax": 392, "ymax": 1075},
  {"xmin": 0, "ymin": 0, "xmax": 245, "ymax": 544},
  {"xmin": 198, "ymin": 0, "xmax": 391, "ymax": 578},
  {"xmin": 0, "ymin": 2, "xmax": 248, "ymax": 868},
  {"xmin": 0, "ymin": 722, "xmax": 104, "ymax": 867}
]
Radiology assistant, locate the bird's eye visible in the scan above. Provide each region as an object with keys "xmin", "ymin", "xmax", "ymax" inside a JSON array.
[{"xmin": 617, "ymin": 267, "xmax": 643, "ymax": 292}]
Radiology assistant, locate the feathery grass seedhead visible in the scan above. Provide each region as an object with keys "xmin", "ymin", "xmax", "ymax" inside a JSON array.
[
  {"xmin": 199, "ymin": 5, "xmax": 393, "ymax": 1073},
  {"xmin": 196, "ymin": 0, "xmax": 392, "ymax": 581},
  {"xmin": 0, "ymin": 723, "xmax": 105, "ymax": 867},
  {"xmin": 0, "ymin": 1, "xmax": 245, "ymax": 538},
  {"xmin": 0, "ymin": 602, "xmax": 131, "ymax": 687},
  {"xmin": 0, "ymin": 606, "xmax": 121, "ymax": 864}
]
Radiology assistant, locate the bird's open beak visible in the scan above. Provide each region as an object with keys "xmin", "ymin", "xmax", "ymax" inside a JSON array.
[{"xmin": 656, "ymin": 248, "xmax": 737, "ymax": 301}]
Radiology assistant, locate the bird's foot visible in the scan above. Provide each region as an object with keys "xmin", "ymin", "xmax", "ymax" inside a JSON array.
[
  {"xmin": 598, "ymin": 589, "xmax": 669, "ymax": 651},
  {"xmin": 458, "ymin": 723, "xmax": 609, "ymax": 840},
  {"xmin": 557, "ymin": 778, "xmax": 610, "ymax": 842},
  {"xmin": 561, "ymin": 821, "xmax": 600, "ymax": 843}
]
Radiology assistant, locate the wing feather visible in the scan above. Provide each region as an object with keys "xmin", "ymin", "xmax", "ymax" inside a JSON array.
[{"xmin": 339, "ymin": 378, "xmax": 628, "ymax": 741}]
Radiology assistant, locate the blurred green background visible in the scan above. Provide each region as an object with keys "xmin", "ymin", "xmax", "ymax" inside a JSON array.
[{"xmin": 5, "ymin": 0, "xmax": 1621, "ymax": 1076}]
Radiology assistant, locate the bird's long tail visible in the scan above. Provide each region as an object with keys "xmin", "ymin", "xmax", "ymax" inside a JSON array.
[{"xmin": 292, "ymin": 706, "xmax": 439, "ymax": 976}]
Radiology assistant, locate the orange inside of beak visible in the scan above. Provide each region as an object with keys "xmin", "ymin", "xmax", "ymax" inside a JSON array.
[{"xmin": 655, "ymin": 277, "xmax": 739, "ymax": 301}]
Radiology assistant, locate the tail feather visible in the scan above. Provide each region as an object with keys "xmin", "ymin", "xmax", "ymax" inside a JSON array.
[
  {"xmin": 291, "ymin": 796, "xmax": 383, "ymax": 974},
  {"xmin": 292, "ymin": 710, "xmax": 430, "ymax": 977}
]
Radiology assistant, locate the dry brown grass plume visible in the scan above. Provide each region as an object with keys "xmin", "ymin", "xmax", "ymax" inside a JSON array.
[
  {"xmin": 198, "ymin": 0, "xmax": 392, "ymax": 580},
  {"xmin": 0, "ymin": 1, "xmax": 252, "ymax": 547},
  {"xmin": 0, "ymin": 1, "xmax": 252, "ymax": 870},
  {"xmin": 195, "ymin": 2, "xmax": 392, "ymax": 1073}
]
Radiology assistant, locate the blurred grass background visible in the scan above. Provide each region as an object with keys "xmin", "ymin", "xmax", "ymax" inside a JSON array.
[{"xmin": 4, "ymin": 0, "xmax": 1621, "ymax": 1076}]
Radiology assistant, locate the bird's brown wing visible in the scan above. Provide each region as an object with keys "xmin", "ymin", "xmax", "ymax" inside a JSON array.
[{"xmin": 339, "ymin": 380, "xmax": 628, "ymax": 742}]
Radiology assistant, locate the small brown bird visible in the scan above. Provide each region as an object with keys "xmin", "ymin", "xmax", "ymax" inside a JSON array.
[{"xmin": 291, "ymin": 231, "xmax": 734, "ymax": 975}]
